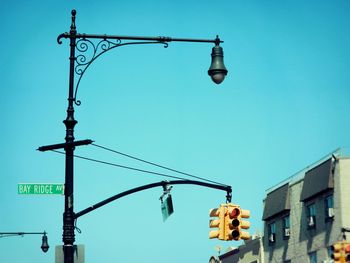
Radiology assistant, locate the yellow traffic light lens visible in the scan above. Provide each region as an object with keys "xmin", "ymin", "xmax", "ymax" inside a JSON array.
[{"xmin": 231, "ymin": 219, "xmax": 240, "ymax": 228}]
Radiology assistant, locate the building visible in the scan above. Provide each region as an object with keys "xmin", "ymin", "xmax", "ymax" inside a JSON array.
[
  {"xmin": 262, "ymin": 150, "xmax": 350, "ymax": 262},
  {"xmin": 211, "ymin": 149, "xmax": 350, "ymax": 263},
  {"xmin": 209, "ymin": 256, "xmax": 220, "ymax": 263},
  {"xmin": 218, "ymin": 237, "xmax": 264, "ymax": 263}
]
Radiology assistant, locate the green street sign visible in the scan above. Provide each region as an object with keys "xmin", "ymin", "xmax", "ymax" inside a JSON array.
[{"xmin": 18, "ymin": 183, "xmax": 64, "ymax": 195}]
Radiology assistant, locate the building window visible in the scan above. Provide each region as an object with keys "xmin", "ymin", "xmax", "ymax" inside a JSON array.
[
  {"xmin": 283, "ymin": 215, "xmax": 290, "ymax": 239},
  {"xmin": 268, "ymin": 222, "xmax": 276, "ymax": 244},
  {"xmin": 306, "ymin": 203, "xmax": 316, "ymax": 229},
  {"xmin": 325, "ymin": 195, "xmax": 334, "ymax": 221},
  {"xmin": 309, "ymin": 251, "xmax": 317, "ymax": 263}
]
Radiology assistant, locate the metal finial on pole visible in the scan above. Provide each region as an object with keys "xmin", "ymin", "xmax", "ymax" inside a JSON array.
[{"xmin": 71, "ymin": 10, "xmax": 76, "ymax": 32}]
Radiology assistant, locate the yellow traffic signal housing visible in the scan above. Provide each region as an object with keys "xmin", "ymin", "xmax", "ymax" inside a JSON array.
[
  {"xmin": 344, "ymin": 242, "xmax": 350, "ymax": 262},
  {"xmin": 225, "ymin": 204, "xmax": 251, "ymax": 241},
  {"xmin": 209, "ymin": 203, "xmax": 251, "ymax": 241},
  {"xmin": 331, "ymin": 241, "xmax": 345, "ymax": 263},
  {"xmin": 209, "ymin": 205, "xmax": 226, "ymax": 240}
]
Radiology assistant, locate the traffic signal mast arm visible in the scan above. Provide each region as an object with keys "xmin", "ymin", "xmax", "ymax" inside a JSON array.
[{"xmin": 75, "ymin": 180, "xmax": 231, "ymax": 219}]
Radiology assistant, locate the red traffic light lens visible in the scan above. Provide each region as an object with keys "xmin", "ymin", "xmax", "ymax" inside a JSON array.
[
  {"xmin": 345, "ymin": 244, "xmax": 350, "ymax": 253},
  {"xmin": 230, "ymin": 208, "xmax": 240, "ymax": 218}
]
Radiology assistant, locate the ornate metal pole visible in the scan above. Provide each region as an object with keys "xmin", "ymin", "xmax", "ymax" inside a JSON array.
[
  {"xmin": 54, "ymin": 9, "xmax": 228, "ymax": 263},
  {"xmin": 62, "ymin": 9, "xmax": 78, "ymax": 263}
]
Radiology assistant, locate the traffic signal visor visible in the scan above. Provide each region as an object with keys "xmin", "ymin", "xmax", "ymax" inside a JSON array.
[{"xmin": 209, "ymin": 206, "xmax": 225, "ymax": 240}]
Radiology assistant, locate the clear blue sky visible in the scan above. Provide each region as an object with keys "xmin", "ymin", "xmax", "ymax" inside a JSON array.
[{"xmin": 1, "ymin": 1, "xmax": 350, "ymax": 262}]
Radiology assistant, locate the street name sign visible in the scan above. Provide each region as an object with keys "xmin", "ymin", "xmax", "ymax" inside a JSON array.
[
  {"xmin": 18, "ymin": 183, "xmax": 64, "ymax": 195},
  {"xmin": 161, "ymin": 194, "xmax": 174, "ymax": 222}
]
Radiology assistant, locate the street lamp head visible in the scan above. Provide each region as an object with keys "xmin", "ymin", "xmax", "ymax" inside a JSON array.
[
  {"xmin": 208, "ymin": 36, "xmax": 228, "ymax": 84},
  {"xmin": 41, "ymin": 232, "xmax": 49, "ymax": 253}
]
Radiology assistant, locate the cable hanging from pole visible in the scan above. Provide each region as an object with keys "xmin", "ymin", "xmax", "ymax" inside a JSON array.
[
  {"xmin": 52, "ymin": 150, "xmax": 191, "ymax": 181},
  {"xmin": 51, "ymin": 146, "xmax": 229, "ymax": 187},
  {"xmin": 90, "ymin": 143, "xmax": 227, "ymax": 187}
]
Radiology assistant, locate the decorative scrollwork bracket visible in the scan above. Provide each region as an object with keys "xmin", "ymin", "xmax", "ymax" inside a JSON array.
[{"xmin": 58, "ymin": 34, "xmax": 168, "ymax": 106}]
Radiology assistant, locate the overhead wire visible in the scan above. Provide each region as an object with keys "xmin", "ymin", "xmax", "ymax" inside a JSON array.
[
  {"xmin": 50, "ymin": 143, "xmax": 228, "ymax": 187},
  {"xmin": 91, "ymin": 143, "xmax": 227, "ymax": 186},
  {"xmin": 51, "ymin": 150, "xmax": 190, "ymax": 181}
]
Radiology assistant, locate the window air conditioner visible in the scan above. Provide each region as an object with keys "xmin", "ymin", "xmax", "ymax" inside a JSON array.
[
  {"xmin": 328, "ymin": 208, "xmax": 334, "ymax": 218},
  {"xmin": 284, "ymin": 228, "xmax": 290, "ymax": 237},
  {"xmin": 308, "ymin": 216, "xmax": 315, "ymax": 227}
]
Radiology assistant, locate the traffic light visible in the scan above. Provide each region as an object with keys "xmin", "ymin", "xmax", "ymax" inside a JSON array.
[
  {"xmin": 209, "ymin": 205, "xmax": 225, "ymax": 240},
  {"xmin": 209, "ymin": 203, "xmax": 251, "ymax": 241},
  {"xmin": 331, "ymin": 241, "xmax": 344, "ymax": 263},
  {"xmin": 344, "ymin": 242, "xmax": 350, "ymax": 262},
  {"xmin": 225, "ymin": 204, "xmax": 250, "ymax": 241}
]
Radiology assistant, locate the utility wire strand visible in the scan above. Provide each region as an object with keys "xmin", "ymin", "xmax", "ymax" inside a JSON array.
[
  {"xmin": 91, "ymin": 143, "xmax": 227, "ymax": 187},
  {"xmin": 51, "ymin": 150, "xmax": 190, "ymax": 181}
]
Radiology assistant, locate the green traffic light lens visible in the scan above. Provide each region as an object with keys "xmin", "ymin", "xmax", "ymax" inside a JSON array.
[{"xmin": 231, "ymin": 230, "xmax": 240, "ymax": 240}]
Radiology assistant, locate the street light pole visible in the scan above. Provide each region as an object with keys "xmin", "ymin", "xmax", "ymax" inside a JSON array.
[
  {"xmin": 62, "ymin": 10, "xmax": 78, "ymax": 263},
  {"xmin": 52, "ymin": 9, "xmax": 228, "ymax": 263}
]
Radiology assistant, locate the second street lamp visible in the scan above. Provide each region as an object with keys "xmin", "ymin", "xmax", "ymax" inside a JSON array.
[
  {"xmin": 41, "ymin": 232, "xmax": 49, "ymax": 253},
  {"xmin": 0, "ymin": 232, "xmax": 49, "ymax": 253},
  {"xmin": 41, "ymin": 9, "xmax": 228, "ymax": 263}
]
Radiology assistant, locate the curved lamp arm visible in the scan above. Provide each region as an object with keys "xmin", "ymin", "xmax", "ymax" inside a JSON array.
[{"xmin": 58, "ymin": 9, "xmax": 228, "ymax": 106}]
